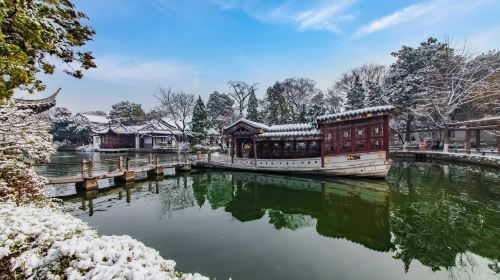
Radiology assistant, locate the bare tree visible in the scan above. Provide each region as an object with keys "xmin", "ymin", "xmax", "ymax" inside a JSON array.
[
  {"xmin": 282, "ymin": 78, "xmax": 322, "ymax": 121},
  {"xmin": 416, "ymin": 43, "xmax": 500, "ymax": 152},
  {"xmin": 328, "ymin": 64, "xmax": 386, "ymax": 108},
  {"xmin": 155, "ymin": 87, "xmax": 195, "ymax": 141},
  {"xmin": 227, "ymin": 81, "xmax": 258, "ymax": 118}
]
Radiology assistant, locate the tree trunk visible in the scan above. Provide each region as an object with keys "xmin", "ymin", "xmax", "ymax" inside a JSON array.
[
  {"xmin": 443, "ymin": 125, "xmax": 449, "ymax": 153},
  {"xmin": 404, "ymin": 113, "xmax": 413, "ymax": 141}
]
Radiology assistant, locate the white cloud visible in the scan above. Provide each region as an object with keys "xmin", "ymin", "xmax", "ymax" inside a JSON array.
[
  {"xmin": 85, "ymin": 55, "xmax": 199, "ymax": 86},
  {"xmin": 295, "ymin": 0, "xmax": 357, "ymax": 32},
  {"xmin": 210, "ymin": 0, "xmax": 358, "ymax": 33},
  {"xmin": 355, "ymin": 2, "xmax": 435, "ymax": 37}
]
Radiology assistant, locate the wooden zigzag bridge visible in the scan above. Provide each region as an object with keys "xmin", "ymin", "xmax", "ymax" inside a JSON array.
[{"xmin": 44, "ymin": 154, "xmax": 193, "ymax": 191}]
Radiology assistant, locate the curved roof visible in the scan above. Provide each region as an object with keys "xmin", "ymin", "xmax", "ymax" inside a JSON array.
[
  {"xmin": 224, "ymin": 118, "xmax": 270, "ymax": 130},
  {"xmin": 14, "ymin": 90, "xmax": 59, "ymax": 113},
  {"xmin": 317, "ymin": 105, "xmax": 394, "ymax": 122}
]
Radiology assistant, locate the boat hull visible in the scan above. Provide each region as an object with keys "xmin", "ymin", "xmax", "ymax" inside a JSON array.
[{"xmin": 199, "ymin": 151, "xmax": 392, "ymax": 178}]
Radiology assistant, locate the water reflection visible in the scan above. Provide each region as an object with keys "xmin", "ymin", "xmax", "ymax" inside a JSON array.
[
  {"xmin": 387, "ymin": 161, "xmax": 500, "ymax": 275},
  {"xmin": 56, "ymin": 162, "xmax": 500, "ymax": 279}
]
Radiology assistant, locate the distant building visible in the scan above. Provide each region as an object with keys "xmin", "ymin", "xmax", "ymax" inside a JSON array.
[{"xmin": 95, "ymin": 119, "xmax": 186, "ymax": 152}]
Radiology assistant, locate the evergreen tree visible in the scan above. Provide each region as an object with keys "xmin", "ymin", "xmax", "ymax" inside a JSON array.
[
  {"xmin": 51, "ymin": 107, "xmax": 92, "ymax": 145},
  {"xmin": 109, "ymin": 101, "xmax": 145, "ymax": 125},
  {"xmin": 366, "ymin": 81, "xmax": 386, "ymax": 107},
  {"xmin": 265, "ymin": 82, "xmax": 289, "ymax": 125},
  {"xmin": 307, "ymin": 93, "xmax": 327, "ymax": 122},
  {"xmin": 346, "ymin": 75, "xmax": 365, "ymax": 110},
  {"xmin": 246, "ymin": 90, "xmax": 259, "ymax": 121},
  {"xmin": 191, "ymin": 96, "xmax": 209, "ymax": 145},
  {"xmin": 207, "ymin": 91, "xmax": 234, "ymax": 133},
  {"xmin": 298, "ymin": 104, "xmax": 308, "ymax": 123}
]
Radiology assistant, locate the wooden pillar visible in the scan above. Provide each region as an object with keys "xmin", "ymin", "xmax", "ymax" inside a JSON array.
[
  {"xmin": 118, "ymin": 156, "xmax": 123, "ymax": 170},
  {"xmin": 88, "ymin": 160, "xmax": 94, "ymax": 177},
  {"xmin": 116, "ymin": 157, "xmax": 134, "ymax": 183},
  {"xmin": 156, "ymin": 155, "xmax": 160, "ymax": 166},
  {"xmin": 253, "ymin": 137, "xmax": 257, "ymax": 166},
  {"xmin": 476, "ymin": 129, "xmax": 481, "ymax": 151},
  {"xmin": 320, "ymin": 130, "xmax": 325, "ymax": 168},
  {"xmin": 149, "ymin": 153, "xmax": 153, "ymax": 165},
  {"xmin": 383, "ymin": 115, "xmax": 390, "ymax": 159},
  {"xmin": 231, "ymin": 136, "xmax": 235, "ymax": 164},
  {"xmin": 81, "ymin": 159, "xmax": 87, "ymax": 178},
  {"xmin": 464, "ymin": 129, "xmax": 471, "ymax": 154}
]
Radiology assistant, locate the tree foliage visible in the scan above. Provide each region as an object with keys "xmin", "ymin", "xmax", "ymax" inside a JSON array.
[
  {"xmin": 191, "ymin": 96, "xmax": 209, "ymax": 145},
  {"xmin": 346, "ymin": 74, "xmax": 365, "ymax": 110},
  {"xmin": 264, "ymin": 82, "xmax": 289, "ymax": 125},
  {"xmin": 246, "ymin": 89, "xmax": 259, "ymax": 122},
  {"xmin": 109, "ymin": 101, "xmax": 145, "ymax": 126},
  {"xmin": 206, "ymin": 91, "xmax": 234, "ymax": 133},
  {"xmin": 51, "ymin": 107, "xmax": 92, "ymax": 144},
  {"xmin": 0, "ymin": 0, "xmax": 96, "ymax": 101},
  {"xmin": 0, "ymin": 101, "xmax": 55, "ymax": 204}
]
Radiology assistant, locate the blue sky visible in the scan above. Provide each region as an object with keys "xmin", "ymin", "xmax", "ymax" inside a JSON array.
[{"xmin": 25, "ymin": 0, "xmax": 500, "ymax": 112}]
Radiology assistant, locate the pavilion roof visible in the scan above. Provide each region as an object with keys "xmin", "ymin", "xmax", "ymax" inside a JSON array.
[
  {"xmin": 14, "ymin": 90, "xmax": 59, "ymax": 113},
  {"xmin": 224, "ymin": 118, "xmax": 270, "ymax": 130}
]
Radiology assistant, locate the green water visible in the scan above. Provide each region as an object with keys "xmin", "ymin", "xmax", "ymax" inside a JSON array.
[{"xmin": 46, "ymin": 153, "xmax": 500, "ymax": 280}]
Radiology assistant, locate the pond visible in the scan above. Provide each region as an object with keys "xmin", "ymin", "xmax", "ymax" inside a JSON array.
[{"xmin": 44, "ymin": 152, "xmax": 500, "ymax": 280}]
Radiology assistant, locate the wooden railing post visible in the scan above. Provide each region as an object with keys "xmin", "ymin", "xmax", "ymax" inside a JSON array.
[
  {"xmin": 81, "ymin": 159, "xmax": 87, "ymax": 178},
  {"xmin": 126, "ymin": 157, "xmax": 131, "ymax": 171},
  {"xmin": 88, "ymin": 160, "xmax": 94, "ymax": 177},
  {"xmin": 149, "ymin": 153, "xmax": 153, "ymax": 165},
  {"xmin": 118, "ymin": 156, "xmax": 123, "ymax": 170},
  {"xmin": 156, "ymin": 155, "xmax": 160, "ymax": 167},
  {"xmin": 208, "ymin": 152, "xmax": 211, "ymax": 163}
]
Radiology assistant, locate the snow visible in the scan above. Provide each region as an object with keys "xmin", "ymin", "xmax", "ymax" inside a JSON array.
[
  {"xmin": 76, "ymin": 113, "xmax": 109, "ymax": 124},
  {"xmin": 317, "ymin": 105, "xmax": 395, "ymax": 121},
  {"xmin": 267, "ymin": 123, "xmax": 315, "ymax": 132},
  {"xmin": 259, "ymin": 129, "xmax": 321, "ymax": 138},
  {"xmin": 0, "ymin": 203, "xmax": 208, "ymax": 280},
  {"xmin": 224, "ymin": 118, "xmax": 270, "ymax": 130}
]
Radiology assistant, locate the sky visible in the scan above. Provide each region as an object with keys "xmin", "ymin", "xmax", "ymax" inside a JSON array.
[{"xmin": 20, "ymin": 0, "xmax": 500, "ymax": 113}]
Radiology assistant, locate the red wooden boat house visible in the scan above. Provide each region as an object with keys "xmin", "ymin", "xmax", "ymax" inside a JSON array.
[{"xmin": 223, "ymin": 106, "xmax": 395, "ymax": 178}]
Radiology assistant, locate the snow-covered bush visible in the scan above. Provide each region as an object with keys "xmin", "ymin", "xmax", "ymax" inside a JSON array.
[
  {"xmin": 0, "ymin": 101, "xmax": 55, "ymax": 204},
  {"xmin": 0, "ymin": 203, "xmax": 208, "ymax": 280}
]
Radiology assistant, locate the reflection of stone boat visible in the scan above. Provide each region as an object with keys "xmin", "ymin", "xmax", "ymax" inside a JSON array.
[
  {"xmin": 208, "ymin": 106, "xmax": 395, "ymax": 178},
  {"xmin": 226, "ymin": 173, "xmax": 393, "ymax": 252}
]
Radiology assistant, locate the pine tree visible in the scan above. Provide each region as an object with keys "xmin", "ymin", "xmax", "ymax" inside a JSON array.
[
  {"xmin": 307, "ymin": 93, "xmax": 327, "ymax": 122},
  {"xmin": 109, "ymin": 101, "xmax": 145, "ymax": 125},
  {"xmin": 346, "ymin": 75, "xmax": 365, "ymax": 110},
  {"xmin": 366, "ymin": 81, "xmax": 386, "ymax": 107},
  {"xmin": 191, "ymin": 96, "xmax": 209, "ymax": 145},
  {"xmin": 265, "ymin": 82, "xmax": 289, "ymax": 125},
  {"xmin": 207, "ymin": 91, "xmax": 234, "ymax": 133},
  {"xmin": 246, "ymin": 90, "xmax": 259, "ymax": 121}
]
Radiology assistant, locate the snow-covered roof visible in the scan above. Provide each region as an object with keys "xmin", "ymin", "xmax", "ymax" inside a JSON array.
[
  {"xmin": 77, "ymin": 113, "xmax": 109, "ymax": 124},
  {"xmin": 97, "ymin": 120, "xmax": 184, "ymax": 135},
  {"xmin": 259, "ymin": 129, "xmax": 321, "ymax": 138},
  {"xmin": 267, "ymin": 123, "xmax": 315, "ymax": 132},
  {"xmin": 225, "ymin": 118, "xmax": 270, "ymax": 130},
  {"xmin": 317, "ymin": 105, "xmax": 395, "ymax": 122},
  {"xmin": 97, "ymin": 124, "xmax": 138, "ymax": 134}
]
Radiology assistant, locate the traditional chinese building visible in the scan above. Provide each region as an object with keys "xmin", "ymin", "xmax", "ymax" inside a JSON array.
[
  {"xmin": 96, "ymin": 119, "xmax": 184, "ymax": 152},
  {"xmin": 223, "ymin": 106, "xmax": 394, "ymax": 178}
]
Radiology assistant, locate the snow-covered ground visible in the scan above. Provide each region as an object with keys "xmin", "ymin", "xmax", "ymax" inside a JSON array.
[{"xmin": 0, "ymin": 202, "xmax": 208, "ymax": 280}]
